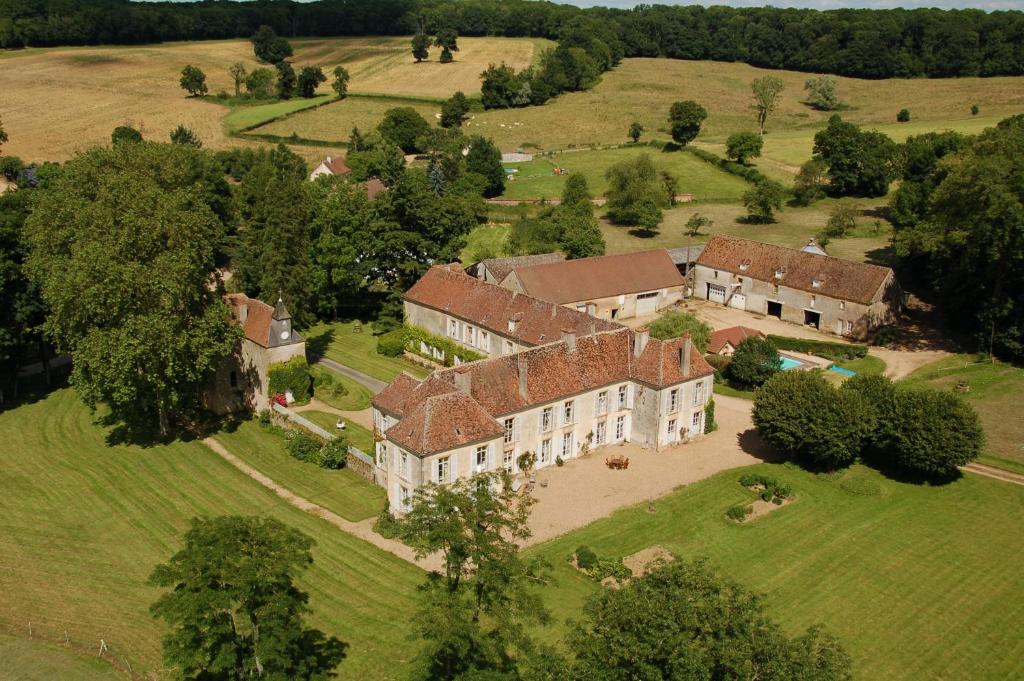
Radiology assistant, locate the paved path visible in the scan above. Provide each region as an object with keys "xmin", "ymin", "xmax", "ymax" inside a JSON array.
[
  {"xmin": 312, "ymin": 356, "xmax": 387, "ymax": 394},
  {"xmin": 202, "ymin": 436, "xmax": 443, "ymax": 572},
  {"xmin": 962, "ymin": 462, "xmax": 1024, "ymax": 487}
]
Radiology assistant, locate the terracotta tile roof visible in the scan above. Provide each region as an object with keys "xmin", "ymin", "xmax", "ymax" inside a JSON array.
[
  {"xmin": 387, "ymin": 391, "xmax": 503, "ymax": 456},
  {"xmin": 365, "ymin": 177, "xmax": 386, "ymax": 200},
  {"xmin": 708, "ymin": 326, "xmax": 765, "ymax": 354},
  {"xmin": 325, "ymin": 156, "xmax": 351, "ymax": 176},
  {"xmin": 503, "ymin": 250, "xmax": 685, "ymax": 304},
  {"xmin": 697, "ymin": 235, "xmax": 894, "ymax": 306},
  {"xmin": 404, "ymin": 266, "xmax": 622, "ymax": 347},
  {"xmin": 377, "ymin": 327, "xmax": 714, "ymax": 455},
  {"xmin": 224, "ymin": 293, "xmax": 303, "ymax": 348},
  {"xmin": 476, "ymin": 253, "xmax": 564, "ymax": 282}
]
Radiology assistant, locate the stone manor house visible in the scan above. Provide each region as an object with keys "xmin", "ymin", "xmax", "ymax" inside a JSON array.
[{"xmin": 372, "ymin": 265, "xmax": 713, "ymax": 512}]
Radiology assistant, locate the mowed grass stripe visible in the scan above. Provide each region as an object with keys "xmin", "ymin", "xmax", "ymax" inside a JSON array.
[
  {"xmin": 0, "ymin": 389, "xmax": 423, "ymax": 680},
  {"xmin": 528, "ymin": 464, "xmax": 1024, "ymax": 680}
]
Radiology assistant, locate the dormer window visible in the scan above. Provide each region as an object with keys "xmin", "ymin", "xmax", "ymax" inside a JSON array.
[
  {"xmin": 812, "ymin": 278, "xmax": 823, "ymax": 289},
  {"xmin": 774, "ymin": 267, "xmax": 786, "ymax": 279},
  {"xmin": 739, "ymin": 260, "xmax": 750, "ymax": 272}
]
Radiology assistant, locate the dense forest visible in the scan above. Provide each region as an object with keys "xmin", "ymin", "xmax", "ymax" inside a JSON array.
[{"xmin": 2, "ymin": 0, "xmax": 1023, "ymax": 78}]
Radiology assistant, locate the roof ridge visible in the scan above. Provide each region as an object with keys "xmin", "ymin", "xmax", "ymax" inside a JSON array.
[{"xmin": 708, "ymin": 234, "xmax": 892, "ymax": 271}]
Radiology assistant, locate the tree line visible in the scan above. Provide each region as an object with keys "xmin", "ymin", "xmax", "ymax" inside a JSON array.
[{"xmin": 3, "ymin": 0, "xmax": 1023, "ymax": 79}]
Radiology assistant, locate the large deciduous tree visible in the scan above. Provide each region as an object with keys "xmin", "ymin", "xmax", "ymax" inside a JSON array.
[
  {"xmin": 251, "ymin": 25, "xmax": 292, "ymax": 64},
  {"xmin": 150, "ymin": 516, "xmax": 346, "ymax": 680},
  {"xmin": 235, "ymin": 145, "xmax": 312, "ymax": 324},
  {"xmin": 229, "ymin": 62, "xmax": 247, "ymax": 97},
  {"xmin": 297, "ymin": 66, "xmax": 326, "ymax": 98},
  {"xmin": 751, "ymin": 75, "xmax": 785, "ymax": 135},
  {"xmin": 399, "ymin": 472, "xmax": 554, "ymax": 680},
  {"xmin": 440, "ymin": 92, "xmax": 470, "ymax": 128},
  {"xmin": 726, "ymin": 131, "xmax": 763, "ymax": 165},
  {"xmin": 275, "ymin": 61, "xmax": 297, "ymax": 99},
  {"xmin": 604, "ymin": 153, "xmax": 670, "ymax": 233},
  {"xmin": 812, "ymin": 115, "xmax": 896, "ymax": 197},
  {"xmin": 804, "ymin": 76, "xmax": 839, "ymax": 110},
  {"xmin": 648, "ymin": 310, "xmax": 711, "ymax": 350},
  {"xmin": 742, "ymin": 179, "xmax": 785, "ymax": 223},
  {"xmin": 331, "ymin": 66, "xmax": 350, "ymax": 99},
  {"xmin": 728, "ymin": 335, "xmax": 781, "ymax": 387},
  {"xmin": 378, "ymin": 107, "xmax": 431, "ymax": 154},
  {"xmin": 411, "ymin": 32, "xmax": 430, "ymax": 62},
  {"xmin": 24, "ymin": 142, "xmax": 238, "ymax": 437},
  {"xmin": 464, "ymin": 135, "xmax": 505, "ymax": 197},
  {"xmin": 570, "ymin": 559, "xmax": 852, "ymax": 681},
  {"xmin": 667, "ymin": 100, "xmax": 707, "ymax": 147},
  {"xmin": 179, "ymin": 64, "xmax": 208, "ymax": 97},
  {"xmin": 753, "ymin": 370, "xmax": 875, "ymax": 469}
]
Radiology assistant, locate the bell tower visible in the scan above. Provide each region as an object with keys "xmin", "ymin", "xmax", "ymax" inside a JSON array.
[{"xmin": 270, "ymin": 295, "xmax": 293, "ymax": 346}]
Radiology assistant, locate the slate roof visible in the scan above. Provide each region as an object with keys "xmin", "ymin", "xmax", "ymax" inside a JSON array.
[
  {"xmin": 708, "ymin": 326, "xmax": 765, "ymax": 354},
  {"xmin": 475, "ymin": 253, "xmax": 564, "ymax": 283},
  {"xmin": 224, "ymin": 293, "xmax": 304, "ymax": 349},
  {"xmin": 667, "ymin": 245, "xmax": 705, "ymax": 265},
  {"xmin": 374, "ymin": 327, "xmax": 714, "ymax": 455},
  {"xmin": 503, "ymin": 250, "xmax": 686, "ymax": 304},
  {"xmin": 697, "ymin": 235, "xmax": 893, "ymax": 306},
  {"xmin": 404, "ymin": 265, "xmax": 622, "ymax": 347}
]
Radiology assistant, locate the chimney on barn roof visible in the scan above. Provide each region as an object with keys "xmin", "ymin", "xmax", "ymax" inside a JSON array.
[
  {"xmin": 634, "ymin": 327, "xmax": 649, "ymax": 358},
  {"xmin": 238, "ymin": 303, "xmax": 249, "ymax": 324},
  {"xmin": 680, "ymin": 337, "xmax": 692, "ymax": 378},
  {"xmin": 561, "ymin": 328, "xmax": 577, "ymax": 352},
  {"xmin": 508, "ymin": 313, "xmax": 522, "ymax": 334},
  {"xmin": 446, "ymin": 262, "xmax": 464, "ymax": 274},
  {"xmin": 454, "ymin": 366, "xmax": 472, "ymax": 394}
]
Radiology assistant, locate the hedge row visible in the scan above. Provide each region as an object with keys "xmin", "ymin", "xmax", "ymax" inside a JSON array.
[
  {"xmin": 377, "ymin": 325, "xmax": 486, "ymax": 367},
  {"xmin": 686, "ymin": 147, "xmax": 773, "ymax": 187},
  {"xmin": 767, "ymin": 335, "xmax": 867, "ymax": 361}
]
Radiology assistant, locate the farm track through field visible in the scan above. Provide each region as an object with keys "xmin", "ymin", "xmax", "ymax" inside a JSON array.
[
  {"xmin": 962, "ymin": 463, "xmax": 1024, "ymax": 486},
  {"xmin": 202, "ymin": 436, "xmax": 443, "ymax": 572}
]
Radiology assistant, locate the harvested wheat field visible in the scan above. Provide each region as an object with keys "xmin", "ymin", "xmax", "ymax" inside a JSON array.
[{"xmin": 0, "ymin": 36, "xmax": 541, "ymax": 162}]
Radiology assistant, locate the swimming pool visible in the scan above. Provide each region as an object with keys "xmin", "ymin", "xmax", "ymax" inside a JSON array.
[
  {"xmin": 829, "ymin": 365, "xmax": 857, "ymax": 377},
  {"xmin": 779, "ymin": 356, "xmax": 803, "ymax": 370}
]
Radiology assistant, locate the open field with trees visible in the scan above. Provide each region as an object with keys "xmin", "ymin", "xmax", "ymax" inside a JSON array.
[
  {"xmin": 904, "ymin": 355, "xmax": 1024, "ymax": 466},
  {"xmin": 529, "ymin": 463, "xmax": 1024, "ymax": 680},
  {"xmin": 0, "ymin": 36, "xmax": 540, "ymax": 161},
  {"xmin": 0, "ymin": 389, "xmax": 422, "ymax": 680}
]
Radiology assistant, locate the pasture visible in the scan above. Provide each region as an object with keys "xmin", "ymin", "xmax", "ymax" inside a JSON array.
[
  {"xmin": 255, "ymin": 95, "xmax": 440, "ymax": 144},
  {"xmin": 903, "ymin": 355, "xmax": 1024, "ymax": 466},
  {"xmin": 0, "ymin": 389, "xmax": 423, "ymax": 680},
  {"xmin": 0, "ymin": 36, "xmax": 541, "ymax": 161},
  {"xmin": 529, "ymin": 463, "xmax": 1024, "ymax": 680},
  {"xmin": 0, "ymin": 634, "xmax": 124, "ymax": 680},
  {"xmin": 500, "ymin": 146, "xmax": 749, "ymax": 201}
]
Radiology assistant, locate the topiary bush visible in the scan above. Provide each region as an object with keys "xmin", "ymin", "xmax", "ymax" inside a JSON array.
[
  {"xmin": 286, "ymin": 431, "xmax": 323, "ymax": 462},
  {"xmin": 726, "ymin": 504, "xmax": 753, "ymax": 521},
  {"xmin": 575, "ymin": 545, "xmax": 598, "ymax": 570},
  {"xmin": 704, "ymin": 399, "xmax": 717, "ymax": 434},
  {"xmin": 311, "ymin": 366, "xmax": 348, "ymax": 403},
  {"xmin": 374, "ymin": 502, "xmax": 402, "ymax": 539}
]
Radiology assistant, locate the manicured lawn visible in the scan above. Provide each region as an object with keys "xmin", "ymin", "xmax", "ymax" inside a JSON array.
[
  {"xmin": 460, "ymin": 223, "xmax": 511, "ymax": 264},
  {"xmin": 500, "ymin": 146, "xmax": 750, "ymax": 202},
  {"xmin": 215, "ymin": 419, "xmax": 384, "ymax": 522},
  {"xmin": 902, "ymin": 354, "xmax": 1024, "ymax": 465},
  {"xmin": 310, "ymin": 364, "xmax": 373, "ymax": 411},
  {"xmin": 0, "ymin": 635, "xmax": 123, "ymax": 680},
  {"xmin": 528, "ymin": 462, "xmax": 1024, "ymax": 680},
  {"xmin": 712, "ymin": 380, "xmax": 755, "ymax": 400},
  {"xmin": 304, "ymin": 320, "xmax": 428, "ymax": 383},
  {"xmin": 0, "ymin": 389, "xmax": 421, "ymax": 680},
  {"xmin": 304, "ymin": 410, "xmax": 376, "ymax": 455},
  {"xmin": 835, "ymin": 353, "xmax": 887, "ymax": 376}
]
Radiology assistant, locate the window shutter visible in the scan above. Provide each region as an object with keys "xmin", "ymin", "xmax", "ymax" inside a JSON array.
[{"xmin": 513, "ymin": 417, "xmax": 520, "ymax": 442}]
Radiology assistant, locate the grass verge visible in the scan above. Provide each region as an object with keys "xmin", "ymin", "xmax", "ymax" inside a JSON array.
[{"xmin": 305, "ymin": 320, "xmax": 429, "ymax": 383}]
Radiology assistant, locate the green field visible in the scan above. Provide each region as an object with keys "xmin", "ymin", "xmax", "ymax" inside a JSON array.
[
  {"xmin": 0, "ymin": 635, "xmax": 125, "ymax": 680},
  {"xmin": 255, "ymin": 95, "xmax": 440, "ymax": 143},
  {"xmin": 305, "ymin": 320, "xmax": 429, "ymax": 382},
  {"xmin": 0, "ymin": 389, "xmax": 421, "ymax": 680},
  {"xmin": 223, "ymin": 94, "xmax": 335, "ymax": 132},
  {"xmin": 215, "ymin": 419, "xmax": 384, "ymax": 522},
  {"xmin": 500, "ymin": 146, "xmax": 750, "ymax": 201},
  {"xmin": 303, "ymin": 410, "xmax": 376, "ymax": 454},
  {"xmin": 310, "ymin": 364, "xmax": 374, "ymax": 411},
  {"xmin": 529, "ymin": 462, "xmax": 1024, "ymax": 680},
  {"xmin": 903, "ymin": 355, "xmax": 1024, "ymax": 465}
]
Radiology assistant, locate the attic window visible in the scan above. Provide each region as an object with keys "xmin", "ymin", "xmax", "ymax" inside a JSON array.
[
  {"xmin": 774, "ymin": 267, "xmax": 787, "ymax": 279},
  {"xmin": 739, "ymin": 260, "xmax": 751, "ymax": 272},
  {"xmin": 812, "ymin": 278, "xmax": 824, "ymax": 288}
]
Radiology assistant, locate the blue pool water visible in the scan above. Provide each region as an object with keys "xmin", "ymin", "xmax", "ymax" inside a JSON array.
[
  {"xmin": 779, "ymin": 356, "xmax": 803, "ymax": 370},
  {"xmin": 829, "ymin": 366, "xmax": 857, "ymax": 377}
]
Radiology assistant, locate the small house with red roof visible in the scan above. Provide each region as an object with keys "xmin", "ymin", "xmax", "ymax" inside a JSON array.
[
  {"xmin": 309, "ymin": 155, "xmax": 352, "ymax": 181},
  {"xmin": 707, "ymin": 326, "xmax": 766, "ymax": 356}
]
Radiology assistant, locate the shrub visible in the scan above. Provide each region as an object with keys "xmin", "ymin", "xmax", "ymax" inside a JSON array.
[
  {"xmin": 871, "ymin": 325, "xmax": 899, "ymax": 347},
  {"xmin": 376, "ymin": 328, "xmax": 408, "ymax": 357},
  {"xmin": 897, "ymin": 108, "xmax": 911, "ymax": 122},
  {"xmin": 742, "ymin": 179, "xmax": 785, "ymax": 224},
  {"xmin": 556, "ymin": 455, "xmax": 564, "ymax": 467},
  {"xmin": 257, "ymin": 409, "xmax": 272, "ymax": 426},
  {"xmin": 575, "ymin": 545, "xmax": 598, "ymax": 570},
  {"xmin": 0, "ymin": 155, "xmax": 24, "ymax": 181},
  {"xmin": 704, "ymin": 354, "xmax": 732, "ymax": 381},
  {"xmin": 687, "ymin": 147, "xmax": 772, "ymax": 185},
  {"xmin": 267, "ymin": 356, "xmax": 311, "ymax": 403},
  {"xmin": 753, "ymin": 371, "xmax": 875, "ymax": 469},
  {"xmin": 726, "ymin": 504, "xmax": 752, "ymax": 521},
  {"xmin": 728, "ymin": 337, "xmax": 781, "ymax": 388},
  {"xmin": 766, "ymin": 335, "xmax": 867, "ymax": 361},
  {"xmin": 287, "ymin": 432, "xmax": 323, "ymax": 463},
  {"xmin": 971, "ymin": 104, "xmax": 980, "ymax": 116},
  {"xmin": 316, "ymin": 438, "xmax": 348, "ymax": 469},
  {"xmin": 374, "ymin": 503, "xmax": 402, "ymax": 539},
  {"xmin": 311, "ymin": 366, "xmax": 348, "ymax": 402},
  {"xmin": 704, "ymin": 399, "xmax": 717, "ymax": 434},
  {"xmin": 590, "ymin": 558, "xmax": 631, "ymax": 582},
  {"xmin": 725, "ymin": 131, "xmax": 763, "ymax": 165}
]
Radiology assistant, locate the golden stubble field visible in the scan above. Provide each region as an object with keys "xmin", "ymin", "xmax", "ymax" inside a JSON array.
[{"xmin": 0, "ymin": 36, "xmax": 541, "ymax": 162}]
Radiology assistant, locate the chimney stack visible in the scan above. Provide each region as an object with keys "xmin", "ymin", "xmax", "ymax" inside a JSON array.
[
  {"xmin": 561, "ymin": 328, "xmax": 577, "ymax": 352},
  {"xmin": 454, "ymin": 367, "xmax": 472, "ymax": 394},
  {"xmin": 508, "ymin": 313, "xmax": 522, "ymax": 334},
  {"xmin": 634, "ymin": 327, "xmax": 650, "ymax": 358},
  {"xmin": 517, "ymin": 354, "xmax": 528, "ymax": 400},
  {"xmin": 681, "ymin": 337, "xmax": 692, "ymax": 378},
  {"xmin": 238, "ymin": 304, "xmax": 248, "ymax": 324}
]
